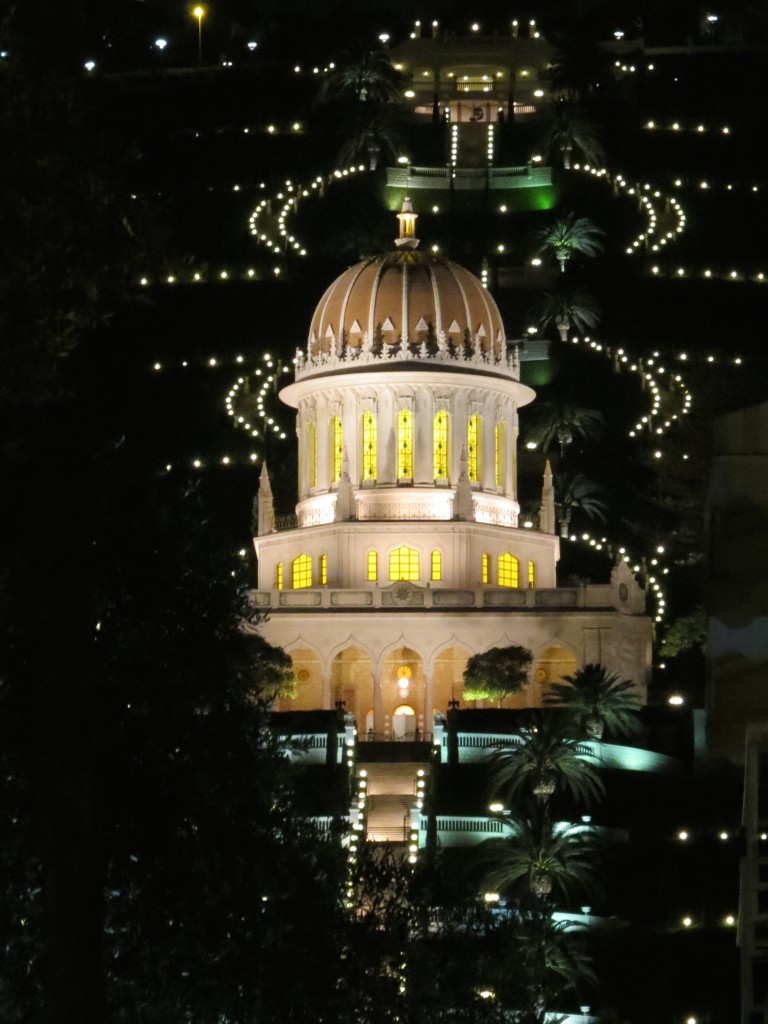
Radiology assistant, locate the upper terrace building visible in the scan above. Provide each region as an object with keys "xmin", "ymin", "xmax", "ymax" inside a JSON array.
[
  {"xmin": 251, "ymin": 203, "xmax": 651, "ymax": 741},
  {"xmin": 389, "ymin": 28, "xmax": 555, "ymax": 123}
]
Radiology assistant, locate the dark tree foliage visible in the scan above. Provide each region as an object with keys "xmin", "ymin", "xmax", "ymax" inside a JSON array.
[
  {"xmin": 463, "ymin": 646, "xmax": 534, "ymax": 703},
  {"xmin": 1, "ymin": 466, "xmax": 350, "ymax": 1024}
]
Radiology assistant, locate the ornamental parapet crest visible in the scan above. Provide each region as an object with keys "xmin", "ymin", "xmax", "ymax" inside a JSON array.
[{"xmin": 294, "ymin": 335, "xmax": 521, "ymax": 383}]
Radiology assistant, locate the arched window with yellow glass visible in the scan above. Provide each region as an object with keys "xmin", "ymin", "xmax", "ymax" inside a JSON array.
[
  {"xmin": 433, "ymin": 410, "xmax": 449, "ymax": 480},
  {"xmin": 397, "ymin": 408, "xmax": 414, "ymax": 480},
  {"xmin": 389, "ymin": 545, "xmax": 419, "ymax": 581},
  {"xmin": 467, "ymin": 414, "xmax": 481, "ymax": 482},
  {"xmin": 319, "ymin": 553, "xmax": 328, "ymax": 585},
  {"xmin": 362, "ymin": 411, "xmax": 377, "ymax": 481},
  {"xmin": 367, "ymin": 550, "xmax": 378, "ymax": 582},
  {"xmin": 276, "ymin": 562, "xmax": 283, "ymax": 590},
  {"xmin": 528, "ymin": 560, "xmax": 536, "ymax": 588},
  {"xmin": 431, "ymin": 550, "xmax": 442, "ymax": 581},
  {"xmin": 495, "ymin": 421, "xmax": 506, "ymax": 490},
  {"xmin": 331, "ymin": 416, "xmax": 343, "ymax": 484},
  {"xmin": 482, "ymin": 553, "xmax": 490, "ymax": 584},
  {"xmin": 498, "ymin": 552, "xmax": 519, "ymax": 588},
  {"xmin": 307, "ymin": 421, "xmax": 317, "ymax": 488},
  {"xmin": 292, "ymin": 553, "xmax": 313, "ymax": 589}
]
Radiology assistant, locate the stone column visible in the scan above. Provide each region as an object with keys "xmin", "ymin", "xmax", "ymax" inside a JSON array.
[
  {"xmin": 378, "ymin": 390, "xmax": 395, "ymax": 485},
  {"xmin": 508, "ymin": 423, "xmax": 518, "ymax": 499},
  {"xmin": 482, "ymin": 403, "xmax": 495, "ymax": 489},
  {"xmin": 297, "ymin": 404, "xmax": 306, "ymax": 499},
  {"xmin": 414, "ymin": 387, "xmax": 432, "ymax": 485},
  {"xmin": 423, "ymin": 670, "xmax": 434, "ymax": 739},
  {"xmin": 317, "ymin": 399, "xmax": 330, "ymax": 492},
  {"xmin": 372, "ymin": 667, "xmax": 383, "ymax": 735},
  {"xmin": 322, "ymin": 668, "xmax": 332, "ymax": 709}
]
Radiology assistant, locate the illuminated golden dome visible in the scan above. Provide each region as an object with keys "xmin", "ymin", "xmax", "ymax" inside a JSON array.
[{"xmin": 306, "ymin": 249, "xmax": 506, "ymax": 361}]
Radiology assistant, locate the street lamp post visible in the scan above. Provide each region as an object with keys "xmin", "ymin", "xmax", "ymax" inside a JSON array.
[{"xmin": 193, "ymin": 6, "xmax": 204, "ymax": 67}]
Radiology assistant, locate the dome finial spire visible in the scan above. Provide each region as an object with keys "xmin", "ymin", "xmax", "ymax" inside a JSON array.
[{"xmin": 395, "ymin": 196, "xmax": 419, "ymax": 250}]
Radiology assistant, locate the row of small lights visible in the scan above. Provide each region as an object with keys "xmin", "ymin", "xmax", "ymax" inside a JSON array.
[
  {"xmin": 140, "ymin": 267, "xmax": 276, "ymax": 286},
  {"xmin": 248, "ymin": 165, "xmax": 369, "ymax": 268},
  {"xmin": 645, "ymin": 119, "xmax": 731, "ymax": 134},
  {"xmin": 671, "ymin": 177, "xmax": 762, "ymax": 194},
  {"xmin": 190, "ymin": 123, "xmax": 305, "ymax": 139},
  {"xmin": 570, "ymin": 163, "xmax": 687, "ymax": 257},
  {"xmin": 407, "ymin": 17, "xmax": 541, "ymax": 38},
  {"xmin": 225, "ymin": 359, "xmax": 292, "ymax": 440},
  {"xmin": 150, "ymin": 351, "xmax": 290, "ymax": 473},
  {"xmin": 524, "ymin": 333, "xmax": 696, "ymax": 632},
  {"xmin": 650, "ymin": 264, "xmax": 768, "ymax": 284}
]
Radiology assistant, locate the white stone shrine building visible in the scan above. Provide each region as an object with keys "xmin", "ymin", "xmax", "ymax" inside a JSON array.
[{"xmin": 252, "ymin": 202, "xmax": 651, "ymax": 739}]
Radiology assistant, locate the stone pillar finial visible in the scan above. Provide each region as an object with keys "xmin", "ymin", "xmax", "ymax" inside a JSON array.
[
  {"xmin": 539, "ymin": 458, "xmax": 556, "ymax": 535},
  {"xmin": 257, "ymin": 462, "xmax": 275, "ymax": 536}
]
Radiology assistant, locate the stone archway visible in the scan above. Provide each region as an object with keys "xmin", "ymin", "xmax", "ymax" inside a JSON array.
[
  {"xmin": 283, "ymin": 647, "xmax": 323, "ymax": 711},
  {"xmin": 532, "ymin": 645, "xmax": 578, "ymax": 706},
  {"xmin": 381, "ymin": 646, "xmax": 425, "ymax": 738},
  {"xmin": 330, "ymin": 646, "xmax": 373, "ymax": 724},
  {"xmin": 432, "ymin": 645, "xmax": 472, "ymax": 714}
]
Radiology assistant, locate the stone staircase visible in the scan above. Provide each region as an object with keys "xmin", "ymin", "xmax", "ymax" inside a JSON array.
[{"xmin": 360, "ymin": 762, "xmax": 426, "ymax": 843}]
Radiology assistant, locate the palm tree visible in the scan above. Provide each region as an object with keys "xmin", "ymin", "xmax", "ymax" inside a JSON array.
[
  {"xmin": 488, "ymin": 711, "xmax": 603, "ymax": 808},
  {"xmin": 481, "ymin": 814, "xmax": 599, "ymax": 903},
  {"xmin": 319, "ymin": 48, "xmax": 403, "ymax": 106},
  {"xmin": 514, "ymin": 912, "xmax": 598, "ymax": 1022},
  {"xmin": 523, "ymin": 399, "xmax": 604, "ymax": 458},
  {"xmin": 529, "ymin": 287, "xmax": 600, "ymax": 342},
  {"xmin": 336, "ymin": 107, "xmax": 403, "ymax": 171},
  {"xmin": 538, "ymin": 99, "xmax": 605, "ymax": 170},
  {"xmin": 536, "ymin": 212, "xmax": 604, "ymax": 273},
  {"xmin": 553, "ymin": 470, "xmax": 608, "ymax": 538},
  {"xmin": 548, "ymin": 45, "xmax": 615, "ymax": 101},
  {"xmin": 546, "ymin": 663, "xmax": 642, "ymax": 740}
]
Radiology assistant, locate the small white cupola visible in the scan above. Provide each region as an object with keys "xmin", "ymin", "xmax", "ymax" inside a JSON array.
[{"xmin": 395, "ymin": 196, "xmax": 419, "ymax": 250}]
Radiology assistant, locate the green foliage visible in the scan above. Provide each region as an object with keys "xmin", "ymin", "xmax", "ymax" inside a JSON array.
[
  {"xmin": 319, "ymin": 48, "xmax": 404, "ymax": 106},
  {"xmin": 463, "ymin": 646, "xmax": 533, "ymax": 702},
  {"xmin": 529, "ymin": 287, "xmax": 601, "ymax": 341},
  {"xmin": 0, "ymin": 60, "xmax": 156, "ymax": 407},
  {"xmin": 336, "ymin": 106, "xmax": 404, "ymax": 171},
  {"xmin": 489, "ymin": 711, "xmax": 604, "ymax": 809},
  {"xmin": 546, "ymin": 663, "xmax": 642, "ymax": 740},
  {"xmin": 480, "ymin": 814, "xmax": 601, "ymax": 906},
  {"xmin": 538, "ymin": 98, "xmax": 606, "ymax": 169},
  {"xmin": 659, "ymin": 607, "xmax": 707, "ymax": 657},
  {"xmin": 523, "ymin": 400, "xmax": 605, "ymax": 458},
  {"xmin": 554, "ymin": 470, "xmax": 609, "ymax": 538},
  {"xmin": 536, "ymin": 212, "xmax": 604, "ymax": 273}
]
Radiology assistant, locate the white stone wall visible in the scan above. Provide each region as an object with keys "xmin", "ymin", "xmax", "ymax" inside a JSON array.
[{"xmin": 253, "ymin": 520, "xmax": 560, "ymax": 592}]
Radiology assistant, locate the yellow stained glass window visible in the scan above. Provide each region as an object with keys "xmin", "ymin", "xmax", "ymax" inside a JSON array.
[
  {"xmin": 468, "ymin": 414, "xmax": 481, "ymax": 482},
  {"xmin": 528, "ymin": 560, "xmax": 535, "ymax": 588},
  {"xmin": 431, "ymin": 550, "xmax": 442, "ymax": 581},
  {"xmin": 363, "ymin": 411, "xmax": 377, "ymax": 480},
  {"xmin": 434, "ymin": 410, "xmax": 449, "ymax": 479},
  {"xmin": 276, "ymin": 562, "xmax": 283, "ymax": 590},
  {"xmin": 367, "ymin": 550, "xmax": 378, "ymax": 582},
  {"xmin": 389, "ymin": 545, "xmax": 419, "ymax": 581},
  {"xmin": 320, "ymin": 553, "xmax": 328, "ymax": 585},
  {"xmin": 307, "ymin": 421, "xmax": 317, "ymax": 488},
  {"xmin": 331, "ymin": 417, "xmax": 343, "ymax": 483},
  {"xmin": 398, "ymin": 408, "xmax": 414, "ymax": 480},
  {"xmin": 482, "ymin": 553, "xmax": 490, "ymax": 584},
  {"xmin": 495, "ymin": 421, "xmax": 505, "ymax": 489},
  {"xmin": 292, "ymin": 553, "xmax": 312, "ymax": 589},
  {"xmin": 498, "ymin": 552, "xmax": 519, "ymax": 588}
]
